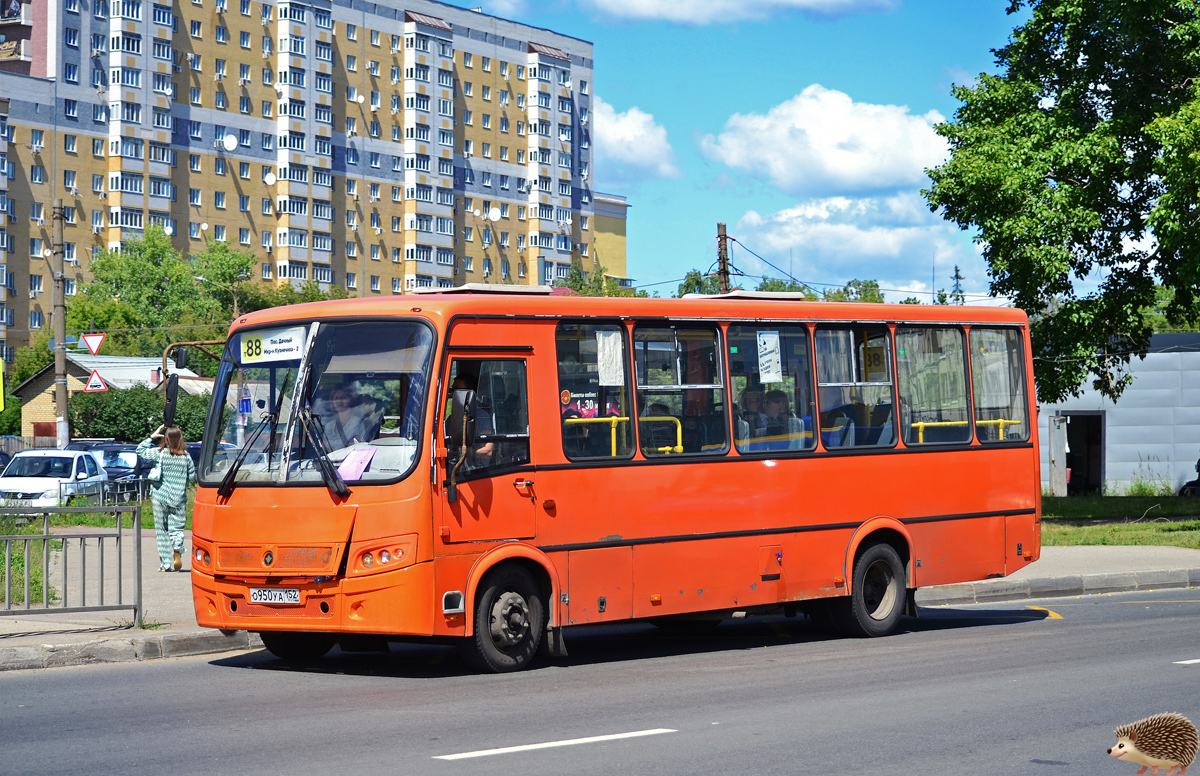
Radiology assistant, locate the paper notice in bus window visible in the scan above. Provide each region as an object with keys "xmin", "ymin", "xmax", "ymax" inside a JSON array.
[
  {"xmin": 596, "ymin": 331, "xmax": 624, "ymax": 386},
  {"xmin": 757, "ymin": 331, "xmax": 783, "ymax": 384},
  {"xmin": 337, "ymin": 447, "xmax": 376, "ymax": 480},
  {"xmin": 240, "ymin": 326, "xmax": 307, "ymax": 365}
]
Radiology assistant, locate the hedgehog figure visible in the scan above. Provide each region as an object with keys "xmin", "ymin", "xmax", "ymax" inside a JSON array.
[{"xmin": 1108, "ymin": 713, "xmax": 1199, "ymax": 775}]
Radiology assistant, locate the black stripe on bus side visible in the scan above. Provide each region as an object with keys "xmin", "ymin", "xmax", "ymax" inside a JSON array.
[{"xmin": 534, "ymin": 508, "xmax": 1035, "ymax": 553}]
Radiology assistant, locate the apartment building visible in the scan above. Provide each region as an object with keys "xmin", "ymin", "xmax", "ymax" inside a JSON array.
[{"xmin": 0, "ymin": 0, "xmax": 628, "ymax": 355}]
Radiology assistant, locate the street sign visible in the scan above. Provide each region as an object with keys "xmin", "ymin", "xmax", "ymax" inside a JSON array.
[
  {"xmin": 81, "ymin": 333, "xmax": 106, "ymax": 356},
  {"xmin": 238, "ymin": 386, "xmax": 252, "ymax": 414},
  {"xmin": 83, "ymin": 370, "xmax": 108, "ymax": 392}
]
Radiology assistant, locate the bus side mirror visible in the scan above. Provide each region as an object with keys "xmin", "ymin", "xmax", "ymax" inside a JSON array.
[
  {"xmin": 173, "ymin": 347, "xmax": 189, "ymax": 370},
  {"xmin": 163, "ymin": 373, "xmax": 180, "ymax": 427},
  {"xmin": 446, "ymin": 389, "xmax": 477, "ymax": 504}
]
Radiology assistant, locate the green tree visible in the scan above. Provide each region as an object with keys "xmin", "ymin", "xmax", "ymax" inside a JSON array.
[
  {"xmin": 924, "ymin": 0, "xmax": 1200, "ymax": 403},
  {"xmin": 9, "ymin": 332, "xmax": 52, "ymax": 388},
  {"xmin": 900, "ymin": 297, "xmax": 923, "ymax": 305},
  {"xmin": 822, "ymin": 279, "xmax": 886, "ymax": 303},
  {"xmin": 675, "ymin": 270, "xmax": 721, "ymax": 297},
  {"xmin": 191, "ymin": 238, "xmax": 257, "ymax": 318},
  {"xmin": 756, "ymin": 277, "xmax": 819, "ymax": 298},
  {"xmin": 555, "ymin": 261, "xmax": 646, "ymax": 297},
  {"xmin": 0, "ymin": 394, "xmax": 20, "ymax": 435},
  {"xmin": 68, "ymin": 384, "xmax": 209, "ymax": 442},
  {"xmin": 69, "ymin": 224, "xmax": 219, "ymax": 358},
  {"xmin": 949, "ymin": 265, "xmax": 966, "ymax": 305}
]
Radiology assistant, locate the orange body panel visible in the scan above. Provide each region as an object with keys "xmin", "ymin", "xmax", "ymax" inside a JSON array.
[{"xmin": 192, "ymin": 294, "xmax": 1041, "ymax": 641}]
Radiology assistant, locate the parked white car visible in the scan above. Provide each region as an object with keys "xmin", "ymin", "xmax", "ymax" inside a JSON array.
[{"xmin": 0, "ymin": 450, "xmax": 108, "ymax": 507}]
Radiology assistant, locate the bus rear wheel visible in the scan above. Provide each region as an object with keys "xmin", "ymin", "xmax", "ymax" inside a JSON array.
[
  {"xmin": 835, "ymin": 542, "xmax": 905, "ymax": 638},
  {"xmin": 459, "ymin": 565, "xmax": 545, "ymax": 673},
  {"xmin": 259, "ymin": 631, "xmax": 337, "ymax": 661}
]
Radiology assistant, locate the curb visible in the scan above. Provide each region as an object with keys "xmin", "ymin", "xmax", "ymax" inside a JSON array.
[
  {"xmin": 915, "ymin": 567, "xmax": 1200, "ymax": 607},
  {"xmin": 0, "ymin": 629, "xmax": 264, "ymax": 672}
]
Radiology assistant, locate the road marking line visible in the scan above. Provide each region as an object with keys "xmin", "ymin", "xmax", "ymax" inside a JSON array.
[
  {"xmin": 1026, "ymin": 606, "xmax": 1063, "ymax": 619},
  {"xmin": 1174, "ymin": 659, "xmax": 1200, "ymax": 665},
  {"xmin": 433, "ymin": 729, "xmax": 677, "ymax": 760}
]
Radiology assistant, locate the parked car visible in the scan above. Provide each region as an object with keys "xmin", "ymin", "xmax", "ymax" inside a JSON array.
[
  {"xmin": 0, "ymin": 450, "xmax": 13, "ymax": 471},
  {"xmin": 92, "ymin": 444, "xmax": 155, "ymax": 482},
  {"xmin": 0, "ymin": 449, "xmax": 108, "ymax": 507}
]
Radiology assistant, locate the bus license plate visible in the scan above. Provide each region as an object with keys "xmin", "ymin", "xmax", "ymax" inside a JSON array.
[{"xmin": 250, "ymin": 588, "xmax": 301, "ymax": 605}]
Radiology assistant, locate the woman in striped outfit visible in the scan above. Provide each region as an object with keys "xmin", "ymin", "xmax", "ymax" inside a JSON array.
[{"xmin": 137, "ymin": 425, "xmax": 197, "ymax": 572}]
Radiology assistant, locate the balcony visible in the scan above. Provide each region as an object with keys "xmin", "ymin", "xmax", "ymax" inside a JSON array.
[
  {"xmin": 0, "ymin": 3, "xmax": 33, "ymax": 27},
  {"xmin": 0, "ymin": 38, "xmax": 32, "ymax": 62}
]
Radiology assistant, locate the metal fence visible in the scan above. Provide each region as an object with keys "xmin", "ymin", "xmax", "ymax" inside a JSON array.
[{"xmin": 0, "ymin": 507, "xmax": 142, "ymax": 625}]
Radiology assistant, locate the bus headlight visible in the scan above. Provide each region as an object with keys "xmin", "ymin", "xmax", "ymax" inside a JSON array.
[{"xmin": 348, "ymin": 534, "xmax": 418, "ymax": 577}]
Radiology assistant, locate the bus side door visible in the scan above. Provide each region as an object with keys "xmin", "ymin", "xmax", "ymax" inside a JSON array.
[{"xmin": 439, "ymin": 356, "xmax": 537, "ymax": 543}]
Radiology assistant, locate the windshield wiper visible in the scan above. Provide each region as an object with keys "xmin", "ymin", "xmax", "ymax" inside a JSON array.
[
  {"xmin": 216, "ymin": 372, "xmax": 290, "ymax": 499},
  {"xmin": 296, "ymin": 405, "xmax": 351, "ymax": 498}
]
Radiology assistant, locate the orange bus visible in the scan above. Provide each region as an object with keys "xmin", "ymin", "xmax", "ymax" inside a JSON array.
[{"xmin": 190, "ymin": 287, "xmax": 1040, "ymax": 672}]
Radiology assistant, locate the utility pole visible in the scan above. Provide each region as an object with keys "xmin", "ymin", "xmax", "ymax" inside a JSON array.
[
  {"xmin": 52, "ymin": 198, "xmax": 68, "ymax": 449},
  {"xmin": 716, "ymin": 222, "xmax": 731, "ymax": 294}
]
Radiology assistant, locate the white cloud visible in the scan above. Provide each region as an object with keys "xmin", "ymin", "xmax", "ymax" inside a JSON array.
[
  {"xmin": 585, "ymin": 0, "xmax": 892, "ymax": 24},
  {"xmin": 481, "ymin": 0, "xmax": 525, "ymax": 17},
  {"xmin": 593, "ymin": 96, "xmax": 680, "ymax": 187},
  {"xmin": 700, "ymin": 84, "xmax": 948, "ymax": 197},
  {"xmin": 732, "ymin": 193, "xmax": 992, "ymax": 302}
]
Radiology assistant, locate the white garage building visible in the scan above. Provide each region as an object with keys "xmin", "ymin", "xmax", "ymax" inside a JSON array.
[{"xmin": 1037, "ymin": 333, "xmax": 1200, "ymax": 495}]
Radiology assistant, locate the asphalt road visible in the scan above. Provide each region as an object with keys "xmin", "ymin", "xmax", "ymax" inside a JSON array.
[{"xmin": 3, "ymin": 589, "xmax": 1199, "ymax": 776}]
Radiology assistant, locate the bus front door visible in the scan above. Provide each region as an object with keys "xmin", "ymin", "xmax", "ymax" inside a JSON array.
[{"xmin": 440, "ymin": 357, "xmax": 536, "ymax": 544}]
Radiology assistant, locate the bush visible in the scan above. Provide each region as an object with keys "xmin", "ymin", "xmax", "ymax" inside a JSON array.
[{"xmin": 68, "ymin": 384, "xmax": 210, "ymax": 442}]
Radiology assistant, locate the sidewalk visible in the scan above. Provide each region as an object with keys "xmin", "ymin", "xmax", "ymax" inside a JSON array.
[
  {"xmin": 2, "ymin": 541, "xmax": 1199, "ymax": 671},
  {"xmin": 0, "ymin": 529, "xmax": 262, "ymax": 671}
]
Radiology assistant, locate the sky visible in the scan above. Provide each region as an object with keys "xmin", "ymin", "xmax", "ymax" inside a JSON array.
[{"xmin": 469, "ymin": 0, "xmax": 1028, "ymax": 301}]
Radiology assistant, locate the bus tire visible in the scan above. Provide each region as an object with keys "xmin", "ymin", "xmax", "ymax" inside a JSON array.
[
  {"xmin": 259, "ymin": 631, "xmax": 336, "ymax": 661},
  {"xmin": 836, "ymin": 542, "xmax": 905, "ymax": 638},
  {"xmin": 459, "ymin": 564, "xmax": 544, "ymax": 673}
]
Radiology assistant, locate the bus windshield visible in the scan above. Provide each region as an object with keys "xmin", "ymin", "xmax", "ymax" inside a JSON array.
[{"xmin": 201, "ymin": 320, "xmax": 434, "ymax": 486}]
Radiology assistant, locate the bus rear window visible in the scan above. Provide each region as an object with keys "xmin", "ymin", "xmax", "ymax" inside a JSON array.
[{"xmin": 970, "ymin": 328, "xmax": 1029, "ymax": 443}]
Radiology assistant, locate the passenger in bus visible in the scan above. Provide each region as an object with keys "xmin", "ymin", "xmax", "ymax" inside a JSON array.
[
  {"xmin": 450, "ymin": 373, "xmax": 494, "ymax": 467},
  {"xmin": 324, "ymin": 384, "xmax": 373, "ymax": 449},
  {"xmin": 763, "ymin": 390, "xmax": 805, "ymax": 450},
  {"xmin": 740, "ymin": 385, "xmax": 767, "ymax": 437}
]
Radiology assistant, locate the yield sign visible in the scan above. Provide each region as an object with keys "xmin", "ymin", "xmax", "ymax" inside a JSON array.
[
  {"xmin": 81, "ymin": 333, "xmax": 106, "ymax": 356},
  {"xmin": 84, "ymin": 370, "xmax": 108, "ymax": 392}
]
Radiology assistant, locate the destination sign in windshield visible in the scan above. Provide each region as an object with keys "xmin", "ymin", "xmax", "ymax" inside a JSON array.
[{"xmin": 240, "ymin": 326, "xmax": 307, "ymax": 364}]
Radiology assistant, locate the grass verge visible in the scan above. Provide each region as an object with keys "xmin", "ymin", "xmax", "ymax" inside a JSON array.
[
  {"xmin": 43, "ymin": 489, "xmax": 195, "ymax": 531},
  {"xmin": 0, "ymin": 516, "xmax": 58, "ymax": 605},
  {"xmin": 1043, "ymin": 519, "xmax": 1200, "ymax": 549}
]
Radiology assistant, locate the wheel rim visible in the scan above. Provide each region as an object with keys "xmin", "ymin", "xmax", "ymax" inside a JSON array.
[
  {"xmin": 862, "ymin": 558, "xmax": 899, "ymax": 620},
  {"xmin": 488, "ymin": 590, "xmax": 530, "ymax": 650}
]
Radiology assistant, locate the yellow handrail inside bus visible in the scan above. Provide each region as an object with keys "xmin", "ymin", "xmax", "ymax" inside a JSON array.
[
  {"xmin": 563, "ymin": 416, "xmax": 632, "ymax": 456},
  {"xmin": 974, "ymin": 418, "xmax": 1022, "ymax": 440},
  {"xmin": 909, "ymin": 418, "xmax": 1021, "ymax": 442},
  {"xmin": 910, "ymin": 420, "xmax": 968, "ymax": 443},
  {"xmin": 639, "ymin": 415, "xmax": 684, "ymax": 454}
]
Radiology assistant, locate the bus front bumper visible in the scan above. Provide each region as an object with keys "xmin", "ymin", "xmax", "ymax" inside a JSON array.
[{"xmin": 191, "ymin": 560, "xmax": 436, "ymax": 637}]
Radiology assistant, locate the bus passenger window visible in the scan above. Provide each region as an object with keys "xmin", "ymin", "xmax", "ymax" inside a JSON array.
[
  {"xmin": 633, "ymin": 326, "xmax": 728, "ymax": 457},
  {"xmin": 815, "ymin": 327, "xmax": 895, "ymax": 448},
  {"xmin": 444, "ymin": 359, "xmax": 530, "ymax": 475},
  {"xmin": 896, "ymin": 327, "xmax": 971, "ymax": 445},
  {"xmin": 970, "ymin": 328, "xmax": 1030, "ymax": 443},
  {"xmin": 556, "ymin": 323, "xmax": 633, "ymax": 459},
  {"xmin": 727, "ymin": 325, "xmax": 815, "ymax": 453}
]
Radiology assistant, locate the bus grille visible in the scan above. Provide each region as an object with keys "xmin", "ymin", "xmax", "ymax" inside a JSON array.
[{"xmin": 217, "ymin": 544, "xmax": 341, "ymax": 574}]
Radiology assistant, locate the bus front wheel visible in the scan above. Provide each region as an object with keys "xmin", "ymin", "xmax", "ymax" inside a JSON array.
[
  {"xmin": 835, "ymin": 542, "xmax": 905, "ymax": 638},
  {"xmin": 459, "ymin": 565, "xmax": 545, "ymax": 673},
  {"xmin": 259, "ymin": 631, "xmax": 337, "ymax": 661}
]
